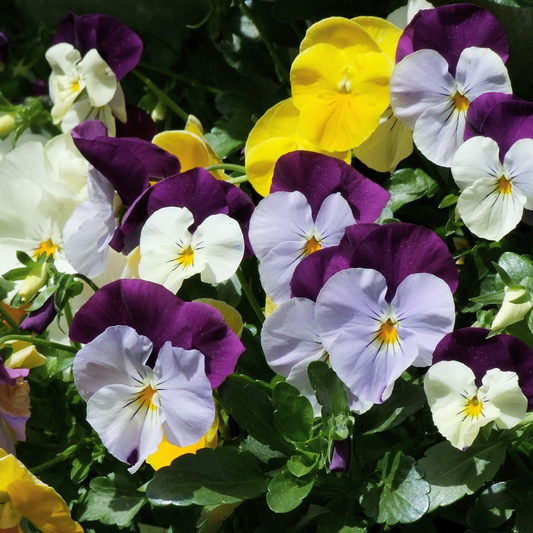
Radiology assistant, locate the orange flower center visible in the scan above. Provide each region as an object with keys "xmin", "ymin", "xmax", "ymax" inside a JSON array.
[
  {"xmin": 303, "ymin": 236, "xmax": 321, "ymax": 256},
  {"xmin": 497, "ymin": 175, "xmax": 512, "ymax": 195},
  {"xmin": 33, "ymin": 239, "xmax": 57, "ymax": 259},
  {"xmin": 376, "ymin": 318, "xmax": 399, "ymax": 346},
  {"xmin": 454, "ymin": 91, "xmax": 470, "ymax": 112}
]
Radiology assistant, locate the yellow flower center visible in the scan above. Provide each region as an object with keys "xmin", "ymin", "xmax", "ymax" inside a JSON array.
[
  {"xmin": 177, "ymin": 245, "xmax": 195, "ymax": 267},
  {"xmin": 33, "ymin": 239, "xmax": 58, "ymax": 259},
  {"xmin": 376, "ymin": 318, "xmax": 399, "ymax": 347},
  {"xmin": 497, "ymin": 175, "xmax": 512, "ymax": 195},
  {"xmin": 463, "ymin": 394, "xmax": 483, "ymax": 419},
  {"xmin": 137, "ymin": 385, "xmax": 158, "ymax": 411},
  {"xmin": 454, "ymin": 91, "xmax": 470, "ymax": 112},
  {"xmin": 303, "ymin": 236, "xmax": 322, "ymax": 256},
  {"xmin": 72, "ymin": 80, "xmax": 81, "ymax": 93}
]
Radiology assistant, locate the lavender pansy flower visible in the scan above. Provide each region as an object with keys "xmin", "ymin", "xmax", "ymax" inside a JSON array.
[
  {"xmin": 315, "ymin": 268, "xmax": 455, "ymax": 405},
  {"xmin": 73, "ymin": 325, "xmax": 215, "ymax": 472},
  {"xmin": 249, "ymin": 151, "xmax": 389, "ymax": 303},
  {"xmin": 69, "ymin": 279, "xmax": 245, "ymax": 389},
  {"xmin": 452, "ymin": 99, "xmax": 533, "ymax": 240},
  {"xmin": 390, "ymin": 4, "xmax": 512, "ymax": 167}
]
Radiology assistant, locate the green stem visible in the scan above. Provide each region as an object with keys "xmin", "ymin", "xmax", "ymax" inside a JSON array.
[
  {"xmin": 138, "ymin": 62, "xmax": 222, "ymax": 95},
  {"xmin": 73, "ymin": 273, "xmax": 100, "ymax": 293},
  {"xmin": 0, "ymin": 334, "xmax": 77, "ymax": 353},
  {"xmin": 205, "ymin": 163, "xmax": 246, "ymax": 174},
  {"xmin": 236, "ymin": 267, "xmax": 265, "ymax": 325},
  {"xmin": 0, "ymin": 304, "xmax": 20, "ymax": 332},
  {"xmin": 235, "ymin": 0, "xmax": 290, "ymax": 85},
  {"xmin": 227, "ymin": 176, "xmax": 248, "ymax": 185},
  {"xmin": 31, "ymin": 443, "xmax": 84, "ymax": 475},
  {"xmin": 132, "ymin": 69, "xmax": 188, "ymax": 122}
]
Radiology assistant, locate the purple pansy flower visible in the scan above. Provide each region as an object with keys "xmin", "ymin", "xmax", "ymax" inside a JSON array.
[
  {"xmin": 52, "ymin": 13, "xmax": 143, "ymax": 81},
  {"xmin": 390, "ymin": 3, "xmax": 512, "ymax": 167},
  {"xmin": 249, "ymin": 151, "xmax": 389, "ymax": 303},
  {"xmin": 329, "ymin": 438, "xmax": 351, "ymax": 473},
  {"xmin": 69, "ymin": 279, "xmax": 245, "ymax": 389},
  {"xmin": 20, "ymin": 295, "xmax": 57, "ymax": 335}
]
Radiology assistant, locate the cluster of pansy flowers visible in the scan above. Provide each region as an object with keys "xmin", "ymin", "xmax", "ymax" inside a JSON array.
[{"xmin": 3, "ymin": 2, "xmax": 533, "ymax": 530}]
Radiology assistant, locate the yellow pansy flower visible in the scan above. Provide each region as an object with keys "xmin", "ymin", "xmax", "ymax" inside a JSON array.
[
  {"xmin": 291, "ymin": 17, "xmax": 393, "ymax": 152},
  {"xmin": 153, "ymin": 115, "xmax": 229, "ymax": 180},
  {"xmin": 245, "ymin": 98, "xmax": 350, "ymax": 196},
  {"xmin": 0, "ymin": 448, "xmax": 83, "ymax": 533}
]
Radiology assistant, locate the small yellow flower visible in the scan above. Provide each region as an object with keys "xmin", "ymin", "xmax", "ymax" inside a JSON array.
[
  {"xmin": 153, "ymin": 115, "xmax": 229, "ymax": 180},
  {"xmin": 0, "ymin": 448, "xmax": 83, "ymax": 533}
]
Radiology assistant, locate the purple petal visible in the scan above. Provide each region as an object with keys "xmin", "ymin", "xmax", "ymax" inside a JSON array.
[
  {"xmin": 432, "ymin": 328, "xmax": 533, "ymax": 409},
  {"xmin": 348, "ymin": 223, "xmax": 458, "ymax": 300},
  {"xmin": 20, "ymin": 296, "xmax": 57, "ymax": 335},
  {"xmin": 329, "ymin": 438, "xmax": 350, "ymax": 473},
  {"xmin": 396, "ymin": 4, "xmax": 508, "ymax": 76},
  {"xmin": 270, "ymin": 151, "xmax": 389, "ymax": 222},
  {"xmin": 469, "ymin": 99, "xmax": 533, "ymax": 159},
  {"xmin": 52, "ymin": 13, "xmax": 143, "ymax": 80},
  {"xmin": 72, "ymin": 120, "xmax": 181, "ymax": 205},
  {"xmin": 69, "ymin": 279, "xmax": 244, "ymax": 388},
  {"xmin": 116, "ymin": 105, "xmax": 159, "ymax": 141}
]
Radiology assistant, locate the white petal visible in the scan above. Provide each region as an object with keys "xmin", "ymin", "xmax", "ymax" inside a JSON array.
[
  {"xmin": 480, "ymin": 369, "xmax": 527, "ymax": 429},
  {"xmin": 79, "ymin": 49, "xmax": 118, "ymax": 108},
  {"xmin": 390, "ymin": 49, "xmax": 455, "ymax": 130},
  {"xmin": 492, "ymin": 286, "xmax": 533, "ymax": 330},
  {"xmin": 457, "ymin": 178, "xmax": 526, "ymax": 241},
  {"xmin": 314, "ymin": 193, "xmax": 356, "ymax": 246},
  {"xmin": 505, "ymin": 138, "xmax": 533, "ymax": 210},
  {"xmin": 87, "ymin": 383, "xmax": 163, "ymax": 473},
  {"xmin": 451, "ymin": 137, "xmax": 503, "ymax": 191},
  {"xmin": 45, "ymin": 43, "xmax": 81, "ymax": 76},
  {"xmin": 73, "ymin": 325, "xmax": 153, "ymax": 401},
  {"xmin": 154, "ymin": 342, "xmax": 215, "ymax": 447},
  {"xmin": 193, "ymin": 214, "xmax": 244, "ymax": 284},
  {"xmin": 392, "ymin": 273, "xmax": 455, "ymax": 366},
  {"xmin": 455, "ymin": 47, "xmax": 512, "ymax": 102}
]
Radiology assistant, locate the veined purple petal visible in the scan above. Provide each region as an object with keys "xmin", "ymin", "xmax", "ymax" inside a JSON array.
[
  {"xmin": 69, "ymin": 279, "xmax": 244, "ymax": 388},
  {"xmin": 20, "ymin": 295, "xmax": 57, "ymax": 335},
  {"xmin": 52, "ymin": 12, "xmax": 143, "ymax": 80},
  {"xmin": 271, "ymin": 151, "xmax": 389, "ymax": 222},
  {"xmin": 432, "ymin": 328, "xmax": 533, "ymax": 409},
  {"xmin": 396, "ymin": 4, "xmax": 508, "ymax": 76},
  {"xmin": 464, "ymin": 92, "xmax": 518, "ymax": 142},
  {"xmin": 72, "ymin": 120, "xmax": 181, "ymax": 206}
]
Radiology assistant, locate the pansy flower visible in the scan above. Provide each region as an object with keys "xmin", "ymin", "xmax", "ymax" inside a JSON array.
[
  {"xmin": 452, "ymin": 98, "xmax": 533, "ymax": 241},
  {"xmin": 0, "ymin": 449, "xmax": 83, "ymax": 533},
  {"xmin": 291, "ymin": 17, "xmax": 393, "ymax": 152},
  {"xmin": 46, "ymin": 12, "xmax": 142, "ymax": 134},
  {"xmin": 390, "ymin": 4, "xmax": 512, "ymax": 167},
  {"xmin": 425, "ymin": 328, "xmax": 532, "ymax": 449},
  {"xmin": 249, "ymin": 150, "xmax": 389, "ymax": 303}
]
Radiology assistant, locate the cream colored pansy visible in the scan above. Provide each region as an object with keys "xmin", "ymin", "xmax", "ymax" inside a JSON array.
[
  {"xmin": 244, "ymin": 98, "xmax": 351, "ymax": 196},
  {"xmin": 424, "ymin": 360, "xmax": 527, "ymax": 450},
  {"xmin": 153, "ymin": 115, "xmax": 229, "ymax": 180}
]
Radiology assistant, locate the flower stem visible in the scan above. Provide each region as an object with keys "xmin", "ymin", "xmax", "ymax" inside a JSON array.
[
  {"xmin": 132, "ymin": 69, "xmax": 189, "ymax": 122},
  {"xmin": 30, "ymin": 443, "xmax": 83, "ymax": 475},
  {"xmin": 235, "ymin": 0, "xmax": 290, "ymax": 85},
  {"xmin": 205, "ymin": 163, "xmax": 246, "ymax": 174},
  {"xmin": 236, "ymin": 267, "xmax": 265, "ymax": 325},
  {"xmin": 0, "ymin": 304, "xmax": 20, "ymax": 332},
  {"xmin": 228, "ymin": 176, "xmax": 248, "ymax": 185},
  {"xmin": 0, "ymin": 334, "xmax": 77, "ymax": 353},
  {"xmin": 73, "ymin": 273, "xmax": 100, "ymax": 293}
]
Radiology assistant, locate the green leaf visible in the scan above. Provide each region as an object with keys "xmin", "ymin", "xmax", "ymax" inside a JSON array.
[
  {"xmin": 418, "ymin": 439, "xmax": 506, "ymax": 512},
  {"xmin": 307, "ymin": 361, "xmax": 349, "ymax": 419},
  {"xmin": 218, "ymin": 377, "xmax": 292, "ymax": 454},
  {"xmin": 467, "ymin": 482, "xmax": 515, "ymax": 532},
  {"xmin": 266, "ymin": 469, "xmax": 315, "ymax": 513},
  {"xmin": 146, "ymin": 447, "xmax": 269, "ymax": 506},
  {"xmin": 79, "ymin": 472, "xmax": 147, "ymax": 526},
  {"xmin": 361, "ymin": 452, "xmax": 429, "ymax": 525},
  {"xmin": 287, "ymin": 453, "xmax": 320, "ymax": 477},
  {"xmin": 0, "ymin": 277, "xmax": 15, "ymax": 301},
  {"xmin": 272, "ymin": 381, "xmax": 314, "ymax": 443},
  {"xmin": 497, "ymin": 252, "xmax": 533, "ymax": 285},
  {"xmin": 438, "ymin": 193, "xmax": 459, "ymax": 208},
  {"xmin": 383, "ymin": 168, "xmax": 438, "ymax": 214},
  {"xmin": 359, "ymin": 379, "xmax": 426, "ymax": 435}
]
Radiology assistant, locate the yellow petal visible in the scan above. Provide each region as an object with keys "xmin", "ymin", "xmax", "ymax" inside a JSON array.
[
  {"xmin": 353, "ymin": 106, "xmax": 413, "ymax": 172},
  {"xmin": 4, "ymin": 341, "xmax": 47, "ymax": 370},
  {"xmin": 0, "ymin": 452, "xmax": 83, "ymax": 533},
  {"xmin": 147, "ymin": 414, "xmax": 219, "ymax": 470},
  {"xmin": 352, "ymin": 16, "xmax": 402, "ymax": 61},
  {"xmin": 194, "ymin": 298, "xmax": 243, "ymax": 338},
  {"xmin": 153, "ymin": 130, "xmax": 211, "ymax": 171},
  {"xmin": 299, "ymin": 17, "xmax": 380, "ymax": 53},
  {"xmin": 185, "ymin": 115, "xmax": 204, "ymax": 136},
  {"xmin": 265, "ymin": 295, "xmax": 278, "ymax": 318}
]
